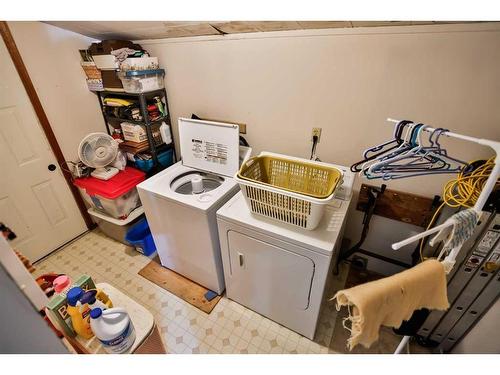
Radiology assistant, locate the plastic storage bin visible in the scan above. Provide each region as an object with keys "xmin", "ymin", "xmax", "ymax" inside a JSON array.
[
  {"xmin": 118, "ymin": 69, "xmax": 165, "ymax": 93},
  {"xmin": 135, "ymin": 148, "xmax": 174, "ymax": 173},
  {"xmin": 74, "ymin": 167, "xmax": 146, "ymax": 219},
  {"xmin": 121, "ymin": 57, "xmax": 159, "ymax": 71},
  {"xmin": 88, "ymin": 206, "xmax": 144, "ymax": 245},
  {"xmin": 125, "ymin": 218, "xmax": 156, "ymax": 256},
  {"xmin": 235, "ymin": 152, "xmax": 343, "ymax": 230}
]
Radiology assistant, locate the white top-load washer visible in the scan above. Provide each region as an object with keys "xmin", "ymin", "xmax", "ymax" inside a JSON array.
[
  {"xmin": 137, "ymin": 118, "xmax": 251, "ymax": 294},
  {"xmin": 216, "ymin": 167, "xmax": 353, "ymax": 339}
]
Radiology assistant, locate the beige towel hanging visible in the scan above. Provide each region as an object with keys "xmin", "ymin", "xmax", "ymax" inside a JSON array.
[{"xmin": 333, "ymin": 259, "xmax": 449, "ymax": 350}]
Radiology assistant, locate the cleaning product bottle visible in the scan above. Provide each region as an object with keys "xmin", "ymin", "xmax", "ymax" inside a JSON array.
[
  {"xmin": 66, "ymin": 287, "xmax": 94, "ymax": 339},
  {"xmin": 90, "ymin": 308, "xmax": 136, "ymax": 354},
  {"xmin": 53, "ymin": 275, "xmax": 72, "ymax": 294},
  {"xmin": 95, "ymin": 288, "xmax": 113, "ymax": 308},
  {"xmin": 159, "ymin": 122, "xmax": 172, "ymax": 144},
  {"xmin": 153, "ymin": 96, "xmax": 166, "ymax": 117},
  {"xmin": 80, "ymin": 290, "xmax": 112, "ymax": 311}
]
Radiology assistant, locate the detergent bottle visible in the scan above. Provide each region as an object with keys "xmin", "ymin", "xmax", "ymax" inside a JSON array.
[
  {"xmin": 66, "ymin": 287, "xmax": 94, "ymax": 339},
  {"xmin": 53, "ymin": 275, "xmax": 72, "ymax": 294},
  {"xmin": 80, "ymin": 289, "xmax": 113, "ymax": 311},
  {"xmin": 90, "ymin": 307, "xmax": 136, "ymax": 354},
  {"xmin": 95, "ymin": 288, "xmax": 113, "ymax": 307}
]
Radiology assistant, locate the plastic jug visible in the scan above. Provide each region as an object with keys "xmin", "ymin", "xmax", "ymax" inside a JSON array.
[
  {"xmin": 90, "ymin": 307, "xmax": 136, "ymax": 354},
  {"xmin": 53, "ymin": 275, "xmax": 72, "ymax": 294},
  {"xmin": 159, "ymin": 122, "xmax": 172, "ymax": 144},
  {"xmin": 66, "ymin": 287, "xmax": 94, "ymax": 339}
]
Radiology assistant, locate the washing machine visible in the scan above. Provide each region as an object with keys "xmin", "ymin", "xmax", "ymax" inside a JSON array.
[
  {"xmin": 137, "ymin": 118, "xmax": 251, "ymax": 294},
  {"xmin": 216, "ymin": 168, "xmax": 353, "ymax": 339}
]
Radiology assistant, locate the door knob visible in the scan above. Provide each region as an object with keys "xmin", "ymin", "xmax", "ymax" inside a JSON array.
[{"xmin": 48, "ymin": 164, "xmax": 57, "ymax": 171}]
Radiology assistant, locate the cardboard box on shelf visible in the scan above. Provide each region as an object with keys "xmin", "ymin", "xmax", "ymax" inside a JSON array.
[{"xmin": 121, "ymin": 122, "xmax": 147, "ymax": 143}]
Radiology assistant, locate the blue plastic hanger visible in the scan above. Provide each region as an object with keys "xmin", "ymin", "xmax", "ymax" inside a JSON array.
[{"xmin": 365, "ymin": 124, "xmax": 464, "ymax": 179}]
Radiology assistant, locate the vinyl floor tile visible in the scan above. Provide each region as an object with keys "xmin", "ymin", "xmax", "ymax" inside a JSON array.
[{"xmin": 34, "ymin": 229, "xmax": 352, "ymax": 354}]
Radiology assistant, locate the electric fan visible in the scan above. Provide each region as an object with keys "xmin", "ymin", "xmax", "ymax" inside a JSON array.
[{"xmin": 78, "ymin": 132, "xmax": 120, "ymax": 180}]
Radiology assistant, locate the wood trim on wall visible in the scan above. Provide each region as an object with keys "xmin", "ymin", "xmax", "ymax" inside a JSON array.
[{"xmin": 0, "ymin": 21, "xmax": 95, "ymax": 230}]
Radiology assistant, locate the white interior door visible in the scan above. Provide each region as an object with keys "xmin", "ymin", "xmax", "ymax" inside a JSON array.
[{"xmin": 0, "ymin": 37, "xmax": 86, "ymax": 261}]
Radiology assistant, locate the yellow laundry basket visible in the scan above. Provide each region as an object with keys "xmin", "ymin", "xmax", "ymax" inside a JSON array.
[{"xmin": 235, "ymin": 152, "xmax": 343, "ymax": 230}]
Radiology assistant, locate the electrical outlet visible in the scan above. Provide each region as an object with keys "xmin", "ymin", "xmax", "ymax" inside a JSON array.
[
  {"xmin": 352, "ymin": 255, "xmax": 368, "ymax": 270},
  {"xmin": 311, "ymin": 127, "xmax": 322, "ymax": 143}
]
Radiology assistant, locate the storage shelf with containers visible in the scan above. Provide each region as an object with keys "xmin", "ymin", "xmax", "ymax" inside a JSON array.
[
  {"xmin": 96, "ymin": 89, "xmax": 176, "ymax": 174},
  {"xmin": 76, "ymin": 40, "xmax": 175, "ymax": 256},
  {"xmin": 79, "ymin": 41, "xmax": 176, "ymax": 176}
]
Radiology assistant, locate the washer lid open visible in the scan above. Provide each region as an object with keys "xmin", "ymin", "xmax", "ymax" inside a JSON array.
[{"xmin": 179, "ymin": 117, "xmax": 240, "ymax": 177}]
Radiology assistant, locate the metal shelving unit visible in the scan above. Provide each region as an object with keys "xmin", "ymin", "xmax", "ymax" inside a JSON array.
[{"xmin": 96, "ymin": 88, "xmax": 177, "ymax": 175}]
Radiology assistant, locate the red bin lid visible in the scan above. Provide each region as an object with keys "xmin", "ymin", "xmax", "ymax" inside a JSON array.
[{"xmin": 73, "ymin": 166, "xmax": 146, "ymax": 199}]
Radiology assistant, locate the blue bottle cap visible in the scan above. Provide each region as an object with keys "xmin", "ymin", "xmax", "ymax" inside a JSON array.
[
  {"xmin": 90, "ymin": 308, "xmax": 102, "ymax": 319},
  {"xmin": 80, "ymin": 290, "xmax": 97, "ymax": 305},
  {"xmin": 66, "ymin": 287, "xmax": 84, "ymax": 306}
]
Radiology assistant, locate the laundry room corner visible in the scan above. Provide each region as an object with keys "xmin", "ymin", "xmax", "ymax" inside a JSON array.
[{"xmin": 1, "ymin": 1, "xmax": 499, "ymax": 373}]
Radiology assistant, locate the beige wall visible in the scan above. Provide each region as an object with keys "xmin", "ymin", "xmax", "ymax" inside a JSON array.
[
  {"xmin": 8, "ymin": 21, "xmax": 103, "ymax": 161},
  {"xmin": 138, "ymin": 23, "xmax": 500, "ymax": 273}
]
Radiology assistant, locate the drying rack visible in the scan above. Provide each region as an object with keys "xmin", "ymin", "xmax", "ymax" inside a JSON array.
[{"xmin": 382, "ymin": 118, "xmax": 500, "ymax": 354}]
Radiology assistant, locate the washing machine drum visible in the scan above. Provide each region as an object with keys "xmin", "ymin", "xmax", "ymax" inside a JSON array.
[{"xmin": 170, "ymin": 171, "xmax": 224, "ymax": 195}]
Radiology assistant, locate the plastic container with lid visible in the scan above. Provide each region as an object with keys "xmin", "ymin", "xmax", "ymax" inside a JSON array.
[
  {"xmin": 118, "ymin": 69, "xmax": 165, "ymax": 93},
  {"xmin": 73, "ymin": 166, "xmax": 145, "ymax": 219},
  {"xmin": 87, "ymin": 206, "xmax": 144, "ymax": 245},
  {"xmin": 121, "ymin": 57, "xmax": 159, "ymax": 71}
]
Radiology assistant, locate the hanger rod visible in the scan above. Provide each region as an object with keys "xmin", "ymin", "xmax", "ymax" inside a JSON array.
[
  {"xmin": 387, "ymin": 117, "xmax": 500, "ymax": 251},
  {"xmin": 386, "ymin": 118, "xmax": 499, "ymax": 148}
]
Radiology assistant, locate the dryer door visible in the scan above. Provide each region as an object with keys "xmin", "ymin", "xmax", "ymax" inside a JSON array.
[{"xmin": 227, "ymin": 230, "xmax": 315, "ymax": 314}]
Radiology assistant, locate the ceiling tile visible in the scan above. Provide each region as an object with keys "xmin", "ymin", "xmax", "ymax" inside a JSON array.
[
  {"xmin": 297, "ymin": 21, "xmax": 352, "ymax": 29},
  {"xmin": 181, "ymin": 23, "xmax": 221, "ymax": 36},
  {"xmin": 210, "ymin": 21, "xmax": 261, "ymax": 34},
  {"xmin": 45, "ymin": 20, "xmax": 488, "ymax": 41},
  {"xmin": 95, "ymin": 21, "xmax": 166, "ymax": 32},
  {"xmin": 351, "ymin": 21, "xmax": 405, "ymax": 27},
  {"xmin": 249, "ymin": 21, "xmax": 302, "ymax": 32},
  {"xmin": 410, "ymin": 21, "xmax": 435, "ymax": 25}
]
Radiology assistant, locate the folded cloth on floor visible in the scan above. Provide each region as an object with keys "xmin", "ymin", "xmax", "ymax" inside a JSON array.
[{"xmin": 333, "ymin": 259, "xmax": 449, "ymax": 350}]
